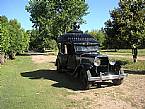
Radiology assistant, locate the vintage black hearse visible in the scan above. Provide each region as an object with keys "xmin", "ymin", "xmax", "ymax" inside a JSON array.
[{"xmin": 56, "ymin": 26, "xmax": 127, "ymax": 89}]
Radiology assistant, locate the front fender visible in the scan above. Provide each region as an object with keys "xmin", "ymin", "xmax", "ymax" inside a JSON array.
[
  {"xmin": 80, "ymin": 63, "xmax": 93, "ymax": 71},
  {"xmin": 73, "ymin": 63, "xmax": 93, "ymax": 78},
  {"xmin": 75, "ymin": 63, "xmax": 93, "ymax": 72}
]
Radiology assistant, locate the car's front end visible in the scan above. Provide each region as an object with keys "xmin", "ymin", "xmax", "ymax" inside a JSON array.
[{"xmin": 79, "ymin": 52, "xmax": 128, "ymax": 85}]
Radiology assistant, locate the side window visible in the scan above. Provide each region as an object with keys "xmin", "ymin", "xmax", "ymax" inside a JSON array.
[
  {"xmin": 60, "ymin": 43, "xmax": 65, "ymax": 54},
  {"xmin": 60, "ymin": 43, "xmax": 73, "ymax": 55},
  {"xmin": 60, "ymin": 44, "xmax": 67, "ymax": 54}
]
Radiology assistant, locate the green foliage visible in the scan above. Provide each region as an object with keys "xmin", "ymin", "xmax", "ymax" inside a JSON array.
[
  {"xmin": 104, "ymin": 0, "xmax": 145, "ymax": 49},
  {"xmin": 43, "ymin": 38, "xmax": 58, "ymax": 50},
  {"xmin": 0, "ymin": 16, "xmax": 30, "ymax": 59},
  {"xmin": 0, "ymin": 16, "xmax": 10, "ymax": 53},
  {"xmin": 26, "ymin": 0, "xmax": 88, "ymax": 50},
  {"xmin": 88, "ymin": 30, "xmax": 105, "ymax": 47},
  {"xmin": 28, "ymin": 29, "xmax": 40, "ymax": 50},
  {"xmin": 29, "ymin": 29, "xmax": 57, "ymax": 51},
  {"xmin": 8, "ymin": 19, "xmax": 21, "ymax": 53},
  {"xmin": 8, "ymin": 19, "xmax": 30, "ymax": 58}
]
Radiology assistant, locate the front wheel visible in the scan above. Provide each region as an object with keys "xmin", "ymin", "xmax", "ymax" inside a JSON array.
[
  {"xmin": 80, "ymin": 69, "xmax": 90, "ymax": 90},
  {"xmin": 112, "ymin": 78, "xmax": 123, "ymax": 85}
]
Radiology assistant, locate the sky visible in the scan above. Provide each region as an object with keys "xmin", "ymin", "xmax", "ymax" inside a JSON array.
[{"xmin": 0, "ymin": 0, "xmax": 119, "ymax": 31}]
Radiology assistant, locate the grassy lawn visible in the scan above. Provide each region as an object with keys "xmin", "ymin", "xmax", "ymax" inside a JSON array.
[
  {"xmin": 110, "ymin": 58, "xmax": 145, "ymax": 70},
  {"xmin": 101, "ymin": 49, "xmax": 145, "ymax": 56},
  {"xmin": 0, "ymin": 56, "xmax": 82, "ymax": 109},
  {"xmin": 101, "ymin": 49, "xmax": 145, "ymax": 70},
  {"xmin": 0, "ymin": 50, "xmax": 145, "ymax": 109}
]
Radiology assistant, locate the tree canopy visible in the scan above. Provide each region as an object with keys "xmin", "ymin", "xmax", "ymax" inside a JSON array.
[
  {"xmin": 0, "ymin": 16, "xmax": 30, "ymax": 59},
  {"xmin": 88, "ymin": 30, "xmax": 105, "ymax": 47},
  {"xmin": 26, "ymin": 0, "xmax": 88, "ymax": 50},
  {"xmin": 104, "ymin": 0, "xmax": 145, "ymax": 49},
  {"xmin": 0, "ymin": 16, "xmax": 10, "ymax": 53}
]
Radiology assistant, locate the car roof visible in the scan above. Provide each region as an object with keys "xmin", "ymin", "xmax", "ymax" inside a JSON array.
[{"xmin": 57, "ymin": 30, "xmax": 99, "ymax": 45}]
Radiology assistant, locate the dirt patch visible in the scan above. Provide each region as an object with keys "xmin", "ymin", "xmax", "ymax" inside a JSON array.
[
  {"xmin": 32, "ymin": 55, "xmax": 56, "ymax": 64},
  {"xmin": 67, "ymin": 75, "xmax": 145, "ymax": 109}
]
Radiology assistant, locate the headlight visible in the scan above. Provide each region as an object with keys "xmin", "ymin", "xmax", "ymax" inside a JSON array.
[
  {"xmin": 109, "ymin": 61, "xmax": 116, "ymax": 65},
  {"xmin": 94, "ymin": 57, "xmax": 101, "ymax": 66}
]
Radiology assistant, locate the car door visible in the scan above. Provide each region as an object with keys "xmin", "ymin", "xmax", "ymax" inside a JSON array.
[
  {"xmin": 59, "ymin": 44, "xmax": 69, "ymax": 69},
  {"xmin": 66, "ymin": 44, "xmax": 76, "ymax": 70}
]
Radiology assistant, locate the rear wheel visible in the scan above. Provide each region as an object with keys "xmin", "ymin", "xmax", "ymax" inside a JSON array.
[{"xmin": 112, "ymin": 78, "xmax": 123, "ymax": 85}]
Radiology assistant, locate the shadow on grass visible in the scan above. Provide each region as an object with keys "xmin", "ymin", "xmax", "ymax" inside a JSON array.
[
  {"xmin": 21, "ymin": 70, "xmax": 116, "ymax": 91},
  {"xmin": 21, "ymin": 70, "xmax": 82, "ymax": 91}
]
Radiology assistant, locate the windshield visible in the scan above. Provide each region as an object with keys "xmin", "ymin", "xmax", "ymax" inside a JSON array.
[{"xmin": 74, "ymin": 45, "xmax": 99, "ymax": 53}]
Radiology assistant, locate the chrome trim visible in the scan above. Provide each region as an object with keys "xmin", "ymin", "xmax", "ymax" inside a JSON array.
[{"xmin": 88, "ymin": 73, "xmax": 128, "ymax": 82}]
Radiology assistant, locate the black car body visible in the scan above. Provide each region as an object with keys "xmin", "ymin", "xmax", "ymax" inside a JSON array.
[{"xmin": 56, "ymin": 29, "xmax": 127, "ymax": 89}]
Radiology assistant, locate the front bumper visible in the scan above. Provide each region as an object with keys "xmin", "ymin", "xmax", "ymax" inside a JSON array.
[{"xmin": 88, "ymin": 72, "xmax": 128, "ymax": 82}]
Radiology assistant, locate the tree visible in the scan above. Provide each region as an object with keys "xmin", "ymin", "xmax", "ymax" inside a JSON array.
[
  {"xmin": 28, "ymin": 29, "xmax": 43, "ymax": 51},
  {"xmin": 8, "ymin": 19, "xmax": 30, "ymax": 59},
  {"xmin": 29, "ymin": 29, "xmax": 58, "ymax": 51},
  {"xmin": 0, "ymin": 16, "xmax": 10, "ymax": 64},
  {"xmin": 0, "ymin": 16, "xmax": 10, "ymax": 53},
  {"xmin": 21, "ymin": 29, "xmax": 30, "ymax": 52},
  {"xmin": 88, "ymin": 30, "xmax": 105, "ymax": 47},
  {"xmin": 0, "ymin": 16, "xmax": 30, "ymax": 60},
  {"xmin": 104, "ymin": 0, "xmax": 145, "ymax": 49},
  {"xmin": 26, "ymin": 0, "xmax": 88, "ymax": 50}
]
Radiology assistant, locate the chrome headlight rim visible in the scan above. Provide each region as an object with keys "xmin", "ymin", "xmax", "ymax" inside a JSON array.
[
  {"xmin": 109, "ymin": 61, "xmax": 116, "ymax": 65},
  {"xmin": 94, "ymin": 57, "xmax": 101, "ymax": 66}
]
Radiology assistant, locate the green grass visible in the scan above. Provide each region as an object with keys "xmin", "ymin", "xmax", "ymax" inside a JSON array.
[
  {"xmin": 0, "ymin": 50, "xmax": 144, "ymax": 109},
  {"xmin": 0, "ymin": 56, "xmax": 81, "ymax": 109},
  {"xmin": 109, "ymin": 58, "xmax": 145, "ymax": 70},
  {"xmin": 102, "ymin": 49, "xmax": 145, "ymax": 70},
  {"xmin": 124, "ymin": 60, "xmax": 145, "ymax": 70},
  {"xmin": 101, "ymin": 49, "xmax": 145, "ymax": 56}
]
